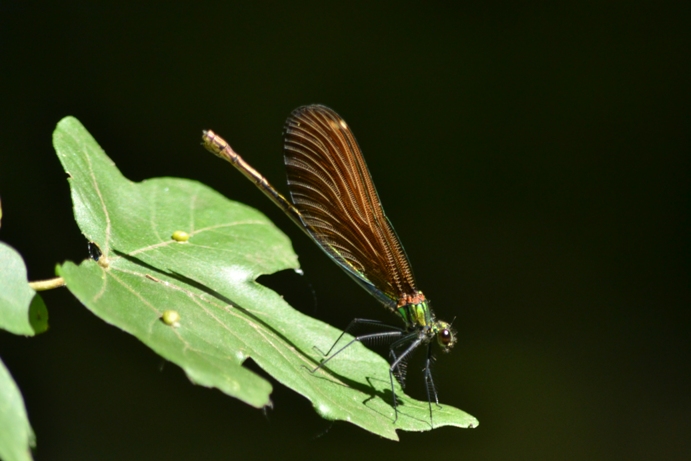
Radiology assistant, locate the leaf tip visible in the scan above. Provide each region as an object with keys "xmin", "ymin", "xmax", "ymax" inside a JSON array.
[{"xmin": 28, "ymin": 293, "xmax": 49, "ymax": 334}]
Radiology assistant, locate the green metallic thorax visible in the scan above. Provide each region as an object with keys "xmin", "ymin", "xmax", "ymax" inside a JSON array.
[{"xmin": 397, "ymin": 301, "xmax": 434, "ymax": 329}]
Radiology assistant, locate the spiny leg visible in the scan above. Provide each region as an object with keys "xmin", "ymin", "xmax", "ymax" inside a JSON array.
[
  {"xmin": 388, "ymin": 348, "xmax": 410, "ymax": 388},
  {"xmin": 388, "ymin": 335, "xmax": 424, "ymax": 422},
  {"xmin": 423, "ymin": 343, "xmax": 441, "ymax": 428},
  {"xmin": 314, "ymin": 318, "xmax": 405, "ymax": 357},
  {"xmin": 388, "ymin": 331, "xmax": 424, "ymax": 387},
  {"xmin": 310, "ymin": 329, "xmax": 404, "ymax": 373}
]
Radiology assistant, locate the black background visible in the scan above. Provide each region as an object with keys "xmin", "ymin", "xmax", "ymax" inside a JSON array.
[{"xmin": 1, "ymin": 2, "xmax": 689, "ymax": 460}]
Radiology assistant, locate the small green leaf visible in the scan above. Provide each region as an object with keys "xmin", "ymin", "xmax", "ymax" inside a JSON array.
[
  {"xmin": 0, "ymin": 357, "xmax": 35, "ymax": 461},
  {"xmin": 52, "ymin": 116, "xmax": 477, "ymax": 439},
  {"xmin": 0, "ymin": 242, "xmax": 48, "ymax": 336}
]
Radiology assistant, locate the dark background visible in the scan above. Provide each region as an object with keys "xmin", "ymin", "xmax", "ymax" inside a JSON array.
[{"xmin": 1, "ymin": 2, "xmax": 689, "ymax": 460}]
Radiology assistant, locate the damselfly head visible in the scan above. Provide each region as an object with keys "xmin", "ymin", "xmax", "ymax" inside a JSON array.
[{"xmin": 434, "ymin": 321, "xmax": 457, "ymax": 351}]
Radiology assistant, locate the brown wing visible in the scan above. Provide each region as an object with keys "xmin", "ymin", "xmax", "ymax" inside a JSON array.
[{"xmin": 283, "ymin": 105, "xmax": 417, "ymax": 307}]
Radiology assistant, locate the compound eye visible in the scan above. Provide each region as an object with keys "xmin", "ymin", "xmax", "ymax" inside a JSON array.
[{"xmin": 439, "ymin": 328, "xmax": 452, "ymax": 346}]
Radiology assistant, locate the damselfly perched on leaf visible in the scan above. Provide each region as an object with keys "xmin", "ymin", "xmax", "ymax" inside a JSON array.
[{"xmin": 202, "ymin": 105, "xmax": 456, "ymax": 425}]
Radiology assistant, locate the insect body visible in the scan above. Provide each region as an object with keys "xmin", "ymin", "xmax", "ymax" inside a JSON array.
[{"xmin": 203, "ymin": 105, "xmax": 456, "ymax": 424}]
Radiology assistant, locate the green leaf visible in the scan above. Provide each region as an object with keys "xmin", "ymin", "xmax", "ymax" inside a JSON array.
[
  {"xmin": 0, "ymin": 357, "xmax": 35, "ymax": 461},
  {"xmin": 52, "ymin": 116, "xmax": 477, "ymax": 439},
  {"xmin": 0, "ymin": 242, "xmax": 48, "ymax": 336}
]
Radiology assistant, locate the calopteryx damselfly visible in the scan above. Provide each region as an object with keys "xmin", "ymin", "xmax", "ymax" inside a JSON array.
[{"xmin": 202, "ymin": 105, "xmax": 456, "ymax": 424}]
